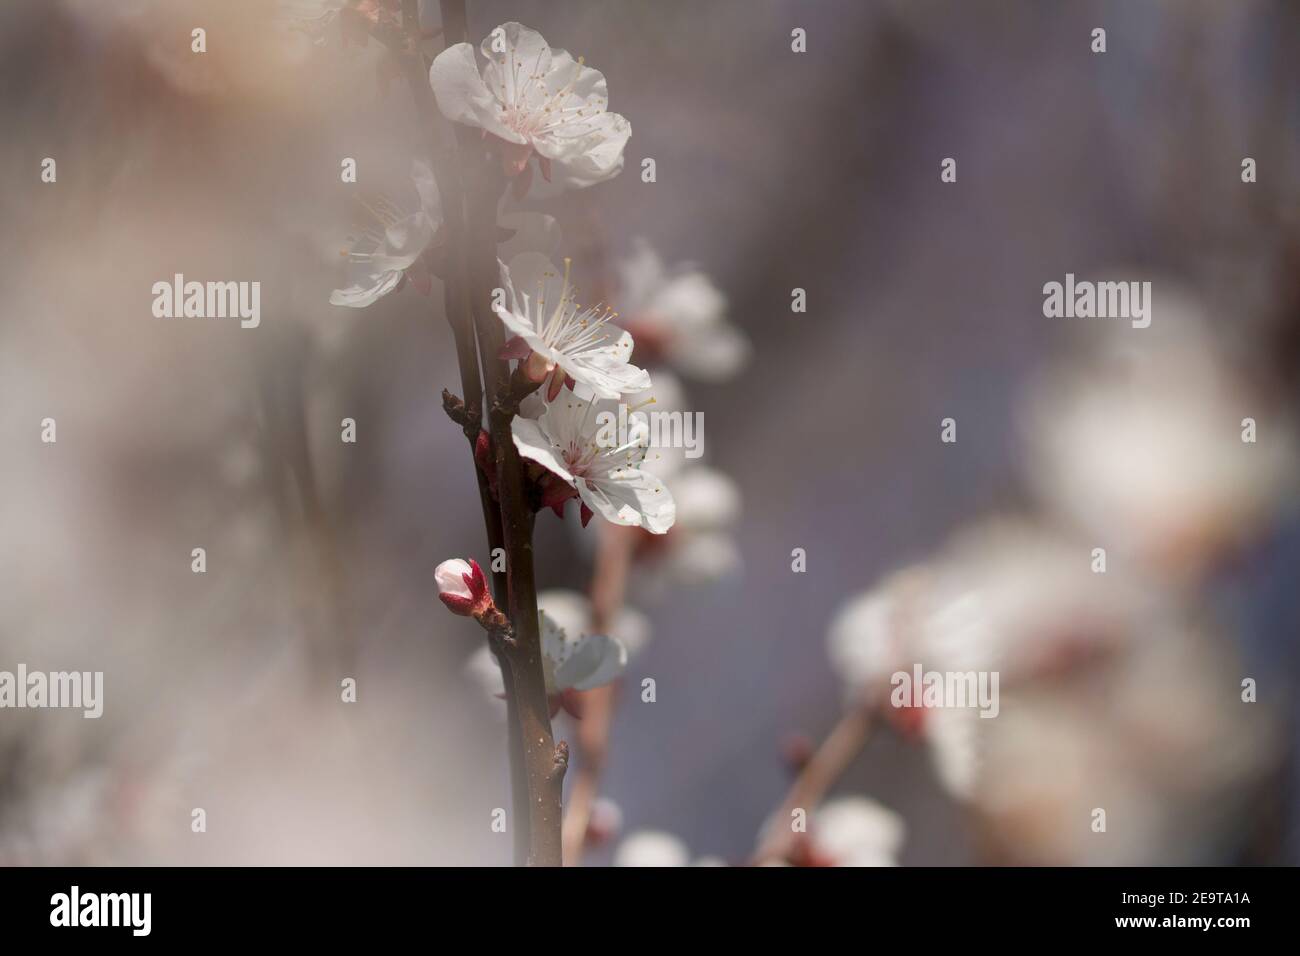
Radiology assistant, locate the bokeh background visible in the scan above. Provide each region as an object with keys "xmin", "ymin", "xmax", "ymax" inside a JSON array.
[{"xmin": 1, "ymin": 0, "xmax": 1297, "ymax": 865}]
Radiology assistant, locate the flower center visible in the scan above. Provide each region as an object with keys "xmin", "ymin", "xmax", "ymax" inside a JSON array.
[
  {"xmin": 535, "ymin": 258, "xmax": 620, "ymax": 356},
  {"xmin": 496, "ymin": 49, "xmax": 602, "ymax": 139}
]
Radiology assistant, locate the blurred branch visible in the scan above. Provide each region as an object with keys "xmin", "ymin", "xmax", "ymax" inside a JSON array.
[
  {"xmin": 561, "ymin": 525, "xmax": 635, "ymax": 864},
  {"xmin": 752, "ymin": 699, "xmax": 876, "ymax": 865}
]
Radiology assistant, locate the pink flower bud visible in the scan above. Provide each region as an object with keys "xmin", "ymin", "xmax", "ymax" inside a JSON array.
[{"xmin": 436, "ymin": 558, "xmax": 490, "ymax": 617}]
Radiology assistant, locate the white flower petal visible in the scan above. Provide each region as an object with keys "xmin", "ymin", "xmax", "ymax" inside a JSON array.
[
  {"xmin": 511, "ymin": 415, "xmax": 576, "ymax": 485},
  {"xmin": 434, "ymin": 558, "xmax": 474, "ymax": 599},
  {"xmin": 429, "ymin": 41, "xmax": 517, "ymax": 141},
  {"xmin": 670, "ymin": 467, "xmax": 741, "ymax": 531},
  {"xmin": 614, "ymin": 831, "xmax": 690, "ymax": 867},
  {"xmin": 543, "ymin": 111, "xmax": 631, "ymax": 188},
  {"xmin": 480, "ymin": 22, "xmax": 553, "ymax": 111},
  {"xmin": 814, "ymin": 797, "xmax": 906, "ymax": 863},
  {"xmin": 667, "ymin": 320, "xmax": 750, "ymax": 381},
  {"xmin": 552, "ymin": 632, "xmax": 627, "ymax": 692},
  {"xmin": 538, "ymin": 589, "xmax": 652, "ymax": 658},
  {"xmin": 329, "ymin": 266, "xmax": 404, "ymax": 308},
  {"xmin": 410, "ymin": 159, "xmax": 442, "ymax": 228},
  {"xmin": 579, "ymin": 467, "xmax": 676, "ymax": 534}
]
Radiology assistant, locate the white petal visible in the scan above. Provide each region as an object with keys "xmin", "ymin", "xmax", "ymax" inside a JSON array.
[
  {"xmin": 614, "ymin": 831, "xmax": 690, "ymax": 867},
  {"xmin": 516, "ymin": 390, "xmax": 547, "ymax": 421},
  {"xmin": 536, "ymin": 589, "xmax": 590, "ymax": 635},
  {"xmin": 434, "ymin": 558, "xmax": 473, "ymax": 598},
  {"xmin": 669, "ymin": 467, "xmax": 741, "ymax": 531},
  {"xmin": 668, "ymin": 320, "xmax": 750, "ymax": 381},
  {"xmin": 539, "ymin": 49, "xmax": 607, "ymax": 114},
  {"xmin": 429, "ymin": 41, "xmax": 518, "ymax": 140},
  {"xmin": 541, "ymin": 111, "xmax": 631, "ymax": 189},
  {"xmin": 925, "ymin": 705, "xmax": 979, "ymax": 801},
  {"xmin": 647, "ymin": 271, "xmax": 726, "ymax": 333},
  {"xmin": 494, "ymin": 303, "xmax": 543, "ymax": 344},
  {"xmin": 511, "ymin": 415, "xmax": 575, "ymax": 485},
  {"xmin": 552, "ymin": 632, "xmax": 627, "ymax": 692},
  {"xmin": 480, "ymin": 22, "xmax": 553, "ymax": 110},
  {"xmin": 383, "ymin": 211, "xmax": 434, "ymax": 260},
  {"xmin": 826, "ymin": 590, "xmax": 899, "ymax": 691},
  {"xmin": 617, "ymin": 238, "xmax": 668, "ymax": 313},
  {"xmin": 329, "ymin": 267, "xmax": 404, "ymax": 308},
  {"xmin": 537, "ymin": 589, "xmax": 652, "ymax": 659},
  {"xmin": 566, "ymin": 348, "xmax": 651, "ymax": 400},
  {"xmin": 814, "ymin": 797, "xmax": 906, "ymax": 861},
  {"xmin": 410, "ymin": 159, "xmax": 443, "ymax": 229},
  {"xmin": 666, "ymin": 532, "xmax": 741, "ymax": 584},
  {"xmin": 579, "ymin": 467, "xmax": 676, "ymax": 534},
  {"xmin": 503, "ymin": 250, "xmax": 565, "ymax": 310}
]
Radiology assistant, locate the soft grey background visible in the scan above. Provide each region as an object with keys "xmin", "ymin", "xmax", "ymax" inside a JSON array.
[{"xmin": 0, "ymin": 0, "xmax": 1296, "ymax": 864}]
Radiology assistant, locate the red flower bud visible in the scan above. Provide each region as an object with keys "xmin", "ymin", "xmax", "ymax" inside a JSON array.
[{"xmin": 435, "ymin": 558, "xmax": 491, "ymax": 618}]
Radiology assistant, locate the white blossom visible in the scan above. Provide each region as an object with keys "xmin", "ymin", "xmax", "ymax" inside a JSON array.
[
  {"xmin": 512, "ymin": 386, "xmax": 676, "ymax": 533},
  {"xmin": 613, "ymin": 830, "xmax": 691, "ymax": 867},
  {"xmin": 635, "ymin": 465, "xmax": 742, "ymax": 598},
  {"xmin": 539, "ymin": 606, "xmax": 627, "ymax": 694},
  {"xmin": 616, "ymin": 238, "xmax": 749, "ymax": 381},
  {"xmin": 330, "ymin": 160, "xmax": 442, "ymax": 308},
  {"xmin": 464, "ymin": 607, "xmax": 627, "ymax": 706},
  {"xmin": 430, "ymin": 21, "xmax": 630, "ymax": 191},
  {"xmin": 536, "ymin": 588, "xmax": 651, "ymax": 658},
  {"xmin": 811, "ymin": 797, "xmax": 906, "ymax": 867},
  {"xmin": 1023, "ymin": 291, "xmax": 1296, "ymax": 579},
  {"xmin": 496, "ymin": 252, "xmax": 650, "ymax": 401},
  {"xmin": 275, "ymin": 0, "xmax": 347, "ymax": 46}
]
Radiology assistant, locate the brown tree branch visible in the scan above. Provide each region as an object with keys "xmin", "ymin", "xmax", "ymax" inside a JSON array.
[
  {"xmin": 382, "ymin": 0, "xmax": 535, "ymax": 864},
  {"xmin": 440, "ymin": 0, "xmax": 566, "ymax": 866}
]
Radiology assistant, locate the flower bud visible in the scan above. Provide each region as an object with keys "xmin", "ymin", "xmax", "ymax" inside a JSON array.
[{"xmin": 436, "ymin": 558, "xmax": 491, "ymax": 618}]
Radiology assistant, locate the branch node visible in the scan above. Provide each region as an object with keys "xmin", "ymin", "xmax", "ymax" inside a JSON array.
[
  {"xmin": 442, "ymin": 388, "xmax": 480, "ymax": 442},
  {"xmin": 550, "ymin": 741, "xmax": 570, "ymax": 781}
]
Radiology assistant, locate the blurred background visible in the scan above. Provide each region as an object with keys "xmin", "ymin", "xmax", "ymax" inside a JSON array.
[{"xmin": 0, "ymin": 0, "xmax": 1297, "ymax": 865}]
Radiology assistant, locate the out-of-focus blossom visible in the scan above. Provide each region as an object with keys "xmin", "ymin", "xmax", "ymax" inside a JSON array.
[
  {"xmin": 430, "ymin": 22, "xmax": 630, "ymax": 191},
  {"xmin": 539, "ymin": 607, "xmax": 627, "ymax": 696},
  {"xmin": 827, "ymin": 516, "xmax": 1281, "ymax": 863},
  {"xmin": 330, "ymin": 160, "xmax": 442, "ymax": 307},
  {"xmin": 512, "ymin": 386, "xmax": 676, "ymax": 533},
  {"xmin": 616, "ymin": 239, "xmax": 749, "ymax": 382},
  {"xmin": 633, "ymin": 465, "xmax": 742, "ymax": 597},
  {"xmin": 495, "ymin": 252, "xmax": 649, "ymax": 401},
  {"xmin": 826, "ymin": 567, "xmax": 926, "ymax": 700},
  {"xmin": 275, "ymin": 0, "xmax": 347, "ymax": 46},
  {"xmin": 613, "ymin": 830, "xmax": 690, "ymax": 867},
  {"xmin": 829, "ymin": 521, "xmax": 1147, "ymax": 702},
  {"xmin": 536, "ymin": 588, "xmax": 652, "ymax": 658},
  {"xmin": 464, "ymin": 609, "xmax": 627, "ymax": 715},
  {"xmin": 808, "ymin": 797, "xmax": 906, "ymax": 867},
  {"xmin": 585, "ymin": 797, "xmax": 624, "ymax": 847},
  {"xmin": 1023, "ymin": 292, "xmax": 1296, "ymax": 580},
  {"xmin": 619, "ymin": 371, "xmax": 691, "ymax": 480}
]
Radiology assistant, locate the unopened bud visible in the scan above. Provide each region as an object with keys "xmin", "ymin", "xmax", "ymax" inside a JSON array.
[{"xmin": 436, "ymin": 558, "xmax": 492, "ymax": 619}]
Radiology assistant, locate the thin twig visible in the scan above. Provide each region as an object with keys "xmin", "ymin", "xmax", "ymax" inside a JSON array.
[
  {"xmin": 751, "ymin": 699, "xmax": 876, "ymax": 865},
  {"xmin": 561, "ymin": 525, "xmax": 635, "ymax": 864}
]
